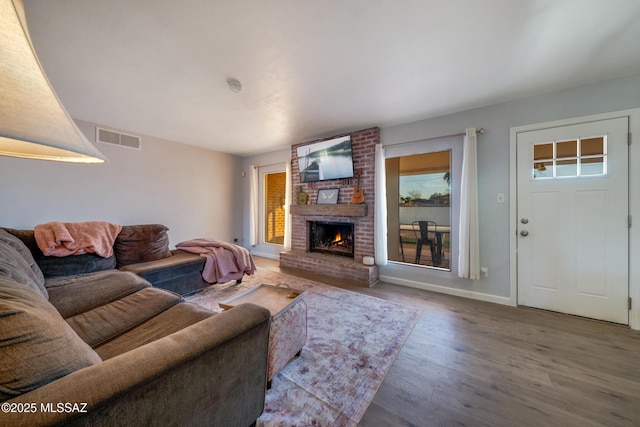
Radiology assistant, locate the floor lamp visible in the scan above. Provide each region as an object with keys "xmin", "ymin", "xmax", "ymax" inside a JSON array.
[{"xmin": 0, "ymin": 0, "xmax": 107, "ymax": 164}]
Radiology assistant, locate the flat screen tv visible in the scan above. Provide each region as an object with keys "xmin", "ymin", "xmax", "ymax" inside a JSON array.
[{"xmin": 296, "ymin": 135, "xmax": 354, "ymax": 183}]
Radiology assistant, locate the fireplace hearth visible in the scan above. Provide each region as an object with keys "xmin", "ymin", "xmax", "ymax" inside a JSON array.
[{"xmin": 308, "ymin": 221, "xmax": 354, "ymax": 258}]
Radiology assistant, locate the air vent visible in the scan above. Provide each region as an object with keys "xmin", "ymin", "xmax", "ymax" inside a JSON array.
[{"xmin": 96, "ymin": 127, "xmax": 141, "ymax": 150}]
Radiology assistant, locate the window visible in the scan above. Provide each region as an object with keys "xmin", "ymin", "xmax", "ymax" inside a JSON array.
[
  {"xmin": 263, "ymin": 171, "xmax": 286, "ymax": 245},
  {"xmin": 533, "ymin": 136, "xmax": 606, "ymax": 179},
  {"xmin": 386, "ymin": 151, "xmax": 452, "ymax": 270}
]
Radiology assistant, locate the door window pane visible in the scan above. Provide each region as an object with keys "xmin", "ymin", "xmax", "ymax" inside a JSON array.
[
  {"xmin": 533, "ymin": 161, "xmax": 553, "ymax": 178},
  {"xmin": 534, "ymin": 143, "xmax": 553, "ymax": 160},
  {"xmin": 581, "ymin": 137, "xmax": 604, "ymax": 156},
  {"xmin": 556, "ymin": 159, "xmax": 577, "ymax": 177},
  {"xmin": 581, "ymin": 157, "xmax": 604, "ymax": 175},
  {"xmin": 556, "ymin": 140, "xmax": 577, "ymax": 158}
]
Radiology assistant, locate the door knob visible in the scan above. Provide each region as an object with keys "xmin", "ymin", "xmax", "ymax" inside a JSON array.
[
  {"xmin": 521, "ymin": 218, "xmax": 529, "ymax": 224},
  {"xmin": 520, "ymin": 230, "xmax": 529, "ymax": 237}
]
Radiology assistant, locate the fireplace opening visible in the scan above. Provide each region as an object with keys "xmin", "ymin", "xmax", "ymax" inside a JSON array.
[{"xmin": 308, "ymin": 221, "xmax": 354, "ymax": 258}]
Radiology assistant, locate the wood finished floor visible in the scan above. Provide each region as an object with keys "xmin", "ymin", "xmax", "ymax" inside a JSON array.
[{"xmin": 253, "ymin": 257, "xmax": 640, "ymax": 427}]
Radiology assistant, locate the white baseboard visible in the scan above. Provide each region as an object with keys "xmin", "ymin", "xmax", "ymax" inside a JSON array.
[
  {"xmin": 379, "ymin": 275, "xmax": 512, "ymax": 306},
  {"xmin": 250, "ymin": 250, "xmax": 279, "ymax": 260}
]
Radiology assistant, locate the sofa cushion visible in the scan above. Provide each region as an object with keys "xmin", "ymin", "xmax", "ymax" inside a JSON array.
[
  {"xmin": 0, "ymin": 229, "xmax": 47, "ymax": 298},
  {"xmin": 115, "ymin": 224, "xmax": 172, "ymax": 267},
  {"xmin": 36, "ymin": 253, "xmax": 117, "ymax": 277},
  {"xmin": 95, "ymin": 301, "xmax": 214, "ymax": 360},
  {"xmin": 0, "ymin": 278, "xmax": 101, "ymax": 402},
  {"xmin": 46, "ymin": 270, "xmax": 150, "ymax": 318},
  {"xmin": 66, "ymin": 287, "xmax": 182, "ymax": 347}
]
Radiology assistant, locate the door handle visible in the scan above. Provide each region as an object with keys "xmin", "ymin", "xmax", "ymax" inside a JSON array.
[{"xmin": 520, "ymin": 230, "xmax": 529, "ymax": 237}]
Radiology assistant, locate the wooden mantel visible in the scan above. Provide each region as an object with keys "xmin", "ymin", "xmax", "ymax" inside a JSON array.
[{"xmin": 290, "ymin": 203, "xmax": 367, "ymax": 217}]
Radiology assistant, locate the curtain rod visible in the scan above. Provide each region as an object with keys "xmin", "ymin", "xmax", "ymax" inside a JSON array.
[
  {"xmin": 383, "ymin": 128, "xmax": 484, "ymax": 149},
  {"xmin": 251, "ymin": 160, "xmax": 289, "ymax": 170}
]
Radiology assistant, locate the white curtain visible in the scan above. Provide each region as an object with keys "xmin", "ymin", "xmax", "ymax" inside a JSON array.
[
  {"xmin": 284, "ymin": 160, "xmax": 292, "ymax": 249},
  {"xmin": 249, "ymin": 165, "xmax": 259, "ymax": 246},
  {"xmin": 458, "ymin": 128, "xmax": 480, "ymax": 279},
  {"xmin": 374, "ymin": 143, "xmax": 388, "ymax": 265}
]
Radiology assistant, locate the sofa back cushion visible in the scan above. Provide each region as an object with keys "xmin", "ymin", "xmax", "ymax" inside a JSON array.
[
  {"xmin": 36, "ymin": 253, "xmax": 117, "ymax": 277},
  {"xmin": 0, "ymin": 229, "xmax": 47, "ymax": 298},
  {"xmin": 114, "ymin": 224, "xmax": 172, "ymax": 267},
  {"xmin": 1, "ymin": 228, "xmax": 117, "ymax": 277},
  {"xmin": 0, "ymin": 279, "xmax": 101, "ymax": 401}
]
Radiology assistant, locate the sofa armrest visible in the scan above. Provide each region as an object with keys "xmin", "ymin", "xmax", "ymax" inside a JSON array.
[{"xmin": 2, "ymin": 303, "xmax": 271, "ymax": 427}]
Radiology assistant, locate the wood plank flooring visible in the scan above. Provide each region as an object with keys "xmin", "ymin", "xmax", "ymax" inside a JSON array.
[{"xmin": 253, "ymin": 257, "xmax": 640, "ymax": 427}]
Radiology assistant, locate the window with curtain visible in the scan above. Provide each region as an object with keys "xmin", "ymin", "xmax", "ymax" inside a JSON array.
[
  {"xmin": 384, "ymin": 133, "xmax": 463, "ymax": 273},
  {"xmin": 386, "ymin": 151, "xmax": 452, "ymax": 270}
]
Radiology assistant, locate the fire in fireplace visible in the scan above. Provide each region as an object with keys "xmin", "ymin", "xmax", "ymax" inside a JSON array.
[{"xmin": 308, "ymin": 221, "xmax": 354, "ymax": 257}]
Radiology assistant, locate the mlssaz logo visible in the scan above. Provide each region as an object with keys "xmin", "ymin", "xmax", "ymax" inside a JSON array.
[{"xmin": 40, "ymin": 402, "xmax": 88, "ymax": 413}]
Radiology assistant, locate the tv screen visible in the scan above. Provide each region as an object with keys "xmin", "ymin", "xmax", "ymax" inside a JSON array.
[{"xmin": 296, "ymin": 136, "xmax": 354, "ymax": 183}]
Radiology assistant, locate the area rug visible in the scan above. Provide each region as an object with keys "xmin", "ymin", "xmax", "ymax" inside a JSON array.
[{"xmin": 186, "ymin": 267, "xmax": 422, "ymax": 426}]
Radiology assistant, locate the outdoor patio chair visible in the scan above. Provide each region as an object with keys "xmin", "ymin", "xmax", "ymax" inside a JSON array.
[{"xmin": 412, "ymin": 220, "xmax": 437, "ymax": 266}]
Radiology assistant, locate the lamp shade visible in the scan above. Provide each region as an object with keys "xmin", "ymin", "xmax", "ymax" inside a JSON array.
[{"xmin": 0, "ymin": 0, "xmax": 107, "ymax": 163}]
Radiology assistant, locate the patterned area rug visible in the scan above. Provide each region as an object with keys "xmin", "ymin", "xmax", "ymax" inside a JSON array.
[{"xmin": 187, "ymin": 267, "xmax": 421, "ymax": 427}]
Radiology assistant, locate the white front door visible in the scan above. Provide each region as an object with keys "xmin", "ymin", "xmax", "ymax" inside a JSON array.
[{"xmin": 516, "ymin": 117, "xmax": 629, "ymax": 324}]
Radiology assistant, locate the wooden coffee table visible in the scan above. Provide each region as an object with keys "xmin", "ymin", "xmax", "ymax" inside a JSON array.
[{"xmin": 220, "ymin": 283, "xmax": 308, "ymax": 387}]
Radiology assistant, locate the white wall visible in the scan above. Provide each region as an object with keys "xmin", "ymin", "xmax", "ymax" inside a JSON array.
[
  {"xmin": 380, "ymin": 72, "xmax": 640, "ymax": 302},
  {"xmin": 0, "ymin": 119, "xmax": 244, "ymax": 247}
]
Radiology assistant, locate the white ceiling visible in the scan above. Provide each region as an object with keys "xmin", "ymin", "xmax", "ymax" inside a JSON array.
[{"xmin": 23, "ymin": 0, "xmax": 640, "ymax": 156}]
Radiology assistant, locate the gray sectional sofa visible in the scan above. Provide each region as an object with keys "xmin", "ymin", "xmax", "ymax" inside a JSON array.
[{"xmin": 0, "ymin": 228, "xmax": 270, "ymax": 426}]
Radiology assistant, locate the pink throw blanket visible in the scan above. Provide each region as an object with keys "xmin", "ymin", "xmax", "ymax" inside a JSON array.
[
  {"xmin": 176, "ymin": 238, "xmax": 255, "ymax": 284},
  {"xmin": 35, "ymin": 221, "xmax": 122, "ymax": 258}
]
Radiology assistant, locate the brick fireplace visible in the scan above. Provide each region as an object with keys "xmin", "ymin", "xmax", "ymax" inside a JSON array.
[{"xmin": 279, "ymin": 127, "xmax": 379, "ymax": 286}]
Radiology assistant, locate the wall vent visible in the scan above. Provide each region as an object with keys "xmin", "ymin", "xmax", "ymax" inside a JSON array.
[{"xmin": 96, "ymin": 127, "xmax": 141, "ymax": 150}]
